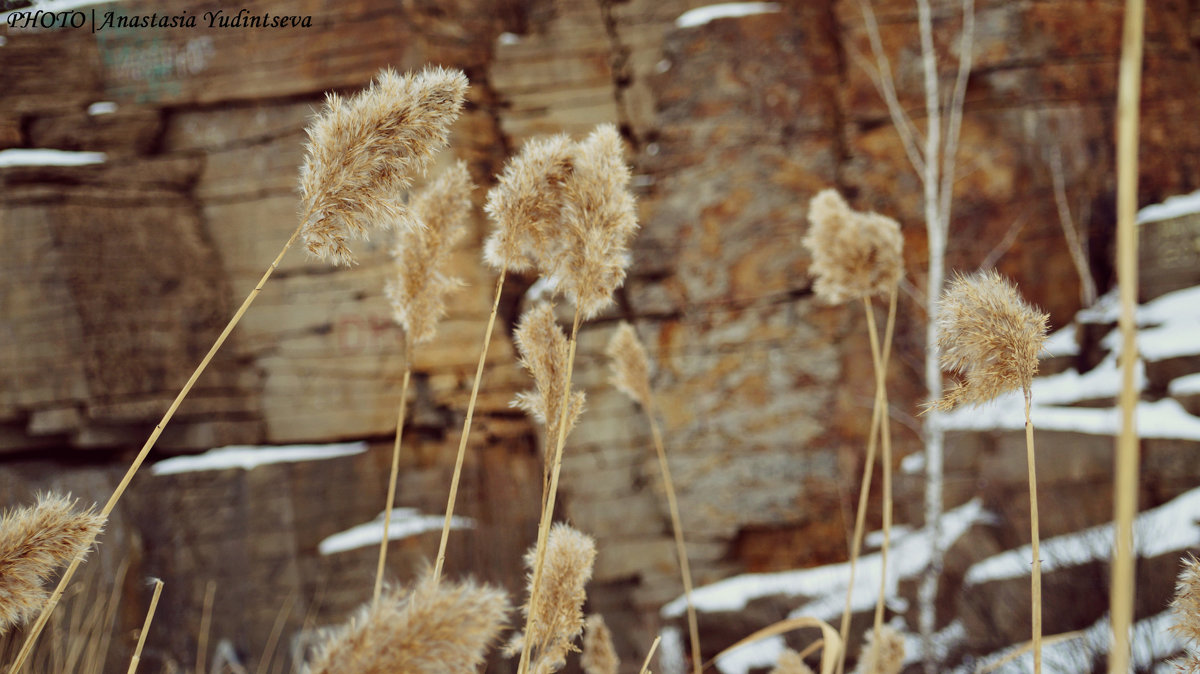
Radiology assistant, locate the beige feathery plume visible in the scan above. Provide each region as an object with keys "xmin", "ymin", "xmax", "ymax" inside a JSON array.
[
  {"xmin": 929, "ymin": 270, "xmax": 1049, "ymax": 411},
  {"xmin": 543, "ymin": 124, "xmax": 639, "ymax": 320},
  {"xmin": 299, "ymin": 66, "xmax": 469, "ymax": 266},
  {"xmin": 0, "ymin": 493, "xmax": 105, "ymax": 633},
  {"xmin": 803, "ymin": 189, "xmax": 904, "ymax": 305},
  {"xmin": 581, "ymin": 614, "xmax": 619, "ymax": 674},
  {"xmin": 770, "ymin": 649, "xmax": 816, "ymax": 674},
  {"xmin": 305, "ymin": 573, "xmax": 509, "ymax": 674},
  {"xmin": 1170, "ymin": 555, "xmax": 1200, "ymax": 672},
  {"xmin": 484, "ymin": 134, "xmax": 576, "ymax": 273},
  {"xmin": 513, "ymin": 303, "xmax": 587, "ymax": 445},
  {"xmin": 505, "ymin": 523, "xmax": 597, "ymax": 674},
  {"xmin": 605, "ymin": 322, "xmax": 652, "ymax": 409},
  {"xmin": 384, "ymin": 160, "xmax": 473, "ymax": 344},
  {"xmin": 851, "ymin": 625, "xmax": 904, "ymax": 674}
]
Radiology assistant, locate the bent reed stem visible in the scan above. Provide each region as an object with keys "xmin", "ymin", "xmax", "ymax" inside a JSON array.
[
  {"xmin": 375, "ymin": 340, "xmax": 414, "ymax": 602},
  {"xmin": 835, "ymin": 286, "xmax": 897, "ymax": 674},
  {"xmin": 1024, "ymin": 389, "xmax": 1042, "ymax": 674},
  {"xmin": 517, "ymin": 304, "xmax": 583, "ymax": 674},
  {"xmin": 646, "ymin": 410, "xmax": 701, "ymax": 674},
  {"xmin": 126, "ymin": 579, "xmax": 164, "ymax": 674},
  {"xmin": 866, "ymin": 288, "xmax": 897, "ymax": 653},
  {"xmin": 8, "ymin": 219, "xmax": 307, "ymax": 674},
  {"xmin": 433, "ymin": 268, "xmax": 507, "ymax": 584}
]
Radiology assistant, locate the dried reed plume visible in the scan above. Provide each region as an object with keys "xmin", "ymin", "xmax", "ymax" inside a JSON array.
[
  {"xmin": 803, "ymin": 189, "xmax": 904, "ymax": 305},
  {"xmin": 300, "ymin": 66, "xmax": 469, "ymax": 265},
  {"xmin": 851, "ymin": 625, "xmax": 904, "ymax": 674},
  {"xmin": 513, "ymin": 304, "xmax": 586, "ymax": 448},
  {"xmin": 484, "ymin": 134, "xmax": 576, "ymax": 273},
  {"xmin": 306, "ymin": 573, "xmax": 509, "ymax": 674},
  {"xmin": 605, "ymin": 322, "xmax": 652, "ymax": 409},
  {"xmin": 581, "ymin": 614, "xmax": 619, "ymax": 674},
  {"xmin": 543, "ymin": 124, "xmax": 639, "ymax": 320},
  {"xmin": 1170, "ymin": 555, "xmax": 1200, "ymax": 671},
  {"xmin": 0, "ymin": 494, "xmax": 105, "ymax": 633},
  {"xmin": 385, "ymin": 160, "xmax": 472, "ymax": 345},
  {"xmin": 770, "ymin": 649, "xmax": 816, "ymax": 674},
  {"xmin": 506, "ymin": 523, "xmax": 597, "ymax": 674},
  {"xmin": 929, "ymin": 270, "xmax": 1049, "ymax": 412}
]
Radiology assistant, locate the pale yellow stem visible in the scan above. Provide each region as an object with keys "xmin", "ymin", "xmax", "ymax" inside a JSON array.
[
  {"xmin": 1110, "ymin": 0, "xmax": 1143, "ymax": 671},
  {"xmin": 126, "ymin": 579, "xmax": 164, "ymax": 674},
  {"xmin": 255, "ymin": 592, "xmax": 295, "ymax": 674},
  {"xmin": 517, "ymin": 305, "xmax": 583, "ymax": 674},
  {"xmin": 9, "ymin": 220, "xmax": 306, "ymax": 674},
  {"xmin": 1025, "ymin": 390, "xmax": 1042, "ymax": 674},
  {"xmin": 647, "ymin": 411, "xmax": 702, "ymax": 674},
  {"xmin": 196, "ymin": 580, "xmax": 216, "ymax": 674},
  {"xmin": 433, "ymin": 268, "xmax": 507, "ymax": 584},
  {"xmin": 865, "ymin": 288, "xmax": 897, "ymax": 655},
  {"xmin": 375, "ymin": 342, "xmax": 413, "ymax": 602},
  {"xmin": 639, "ymin": 636, "xmax": 662, "ymax": 674}
]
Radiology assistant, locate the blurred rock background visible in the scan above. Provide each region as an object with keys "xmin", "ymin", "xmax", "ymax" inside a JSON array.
[{"xmin": 2, "ymin": 0, "xmax": 1200, "ymax": 671}]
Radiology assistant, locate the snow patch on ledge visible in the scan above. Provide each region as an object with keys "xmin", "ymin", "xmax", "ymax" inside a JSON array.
[
  {"xmin": 151, "ymin": 442, "xmax": 366, "ymax": 475},
  {"xmin": 0, "ymin": 149, "xmax": 106, "ymax": 167},
  {"xmin": 1170, "ymin": 373, "xmax": 1200, "ymax": 396},
  {"xmin": 88, "ymin": 101, "xmax": 118, "ymax": 116},
  {"xmin": 318, "ymin": 508, "xmax": 474, "ymax": 555},
  {"xmin": 675, "ymin": 3, "xmax": 780, "ymax": 28},
  {"xmin": 1138, "ymin": 189, "xmax": 1200, "ymax": 225}
]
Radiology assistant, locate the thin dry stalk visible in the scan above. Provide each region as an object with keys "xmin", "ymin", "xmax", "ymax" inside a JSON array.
[
  {"xmin": 1023, "ymin": 391, "xmax": 1041, "ymax": 673},
  {"xmin": 639, "ymin": 637, "xmax": 661, "ymax": 674},
  {"xmin": 507, "ymin": 523, "xmax": 596, "ymax": 674},
  {"xmin": 1109, "ymin": 1, "xmax": 1144, "ymax": 672},
  {"xmin": 9, "ymin": 68, "xmax": 468, "ymax": 670},
  {"xmin": 126, "ymin": 578, "xmax": 163, "ymax": 674},
  {"xmin": 581, "ymin": 614, "xmax": 619, "ymax": 674},
  {"xmin": 375, "ymin": 344, "xmax": 412, "ymax": 603},
  {"xmin": 707, "ymin": 617, "xmax": 842, "ymax": 674},
  {"xmin": 196, "ymin": 580, "xmax": 216, "ymax": 674},
  {"xmin": 0, "ymin": 494, "xmax": 105, "ymax": 634},
  {"xmin": 865, "ymin": 289, "xmax": 897, "ymax": 659},
  {"xmin": 605, "ymin": 323, "xmax": 701, "ymax": 674},
  {"xmin": 256, "ymin": 592, "xmax": 295, "ymax": 674},
  {"xmin": 306, "ymin": 573, "xmax": 509, "ymax": 674}
]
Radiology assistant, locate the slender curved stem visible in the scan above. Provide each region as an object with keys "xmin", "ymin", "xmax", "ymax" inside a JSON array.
[
  {"xmin": 8, "ymin": 220, "xmax": 306, "ymax": 674},
  {"xmin": 433, "ymin": 269, "xmax": 507, "ymax": 584},
  {"xmin": 866, "ymin": 288, "xmax": 897, "ymax": 652},
  {"xmin": 1025, "ymin": 389, "xmax": 1042, "ymax": 674},
  {"xmin": 375, "ymin": 340, "xmax": 413, "ymax": 602}
]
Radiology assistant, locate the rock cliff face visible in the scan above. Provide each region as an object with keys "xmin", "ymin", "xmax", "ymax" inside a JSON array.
[{"xmin": 2, "ymin": 0, "xmax": 1200, "ymax": 671}]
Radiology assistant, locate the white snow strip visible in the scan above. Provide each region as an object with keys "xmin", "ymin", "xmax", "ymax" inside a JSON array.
[
  {"xmin": 941, "ymin": 394, "xmax": 1200, "ymax": 440},
  {"xmin": 662, "ymin": 499, "xmax": 987, "ymax": 619},
  {"xmin": 317, "ymin": 508, "xmax": 473, "ymax": 555},
  {"xmin": 87, "ymin": 101, "xmax": 117, "ymax": 116},
  {"xmin": 1170, "ymin": 372, "xmax": 1200, "ymax": 396},
  {"xmin": 1042, "ymin": 325, "xmax": 1079, "ymax": 357},
  {"xmin": 675, "ymin": 3, "xmax": 780, "ymax": 28},
  {"xmin": 0, "ymin": 149, "xmax": 106, "ymax": 167},
  {"xmin": 1138, "ymin": 189, "xmax": 1200, "ymax": 225},
  {"xmin": 151, "ymin": 442, "xmax": 366, "ymax": 475},
  {"xmin": 1076, "ymin": 288, "xmax": 1121, "ymax": 325},
  {"xmin": 497, "ymin": 31, "xmax": 521, "ymax": 45},
  {"xmin": 952, "ymin": 609, "xmax": 1182, "ymax": 673},
  {"xmin": 966, "ymin": 484, "xmax": 1200, "ymax": 586},
  {"xmin": 714, "ymin": 634, "xmax": 786, "ymax": 674},
  {"xmin": 1028, "ymin": 355, "xmax": 1144, "ymax": 406},
  {"xmin": 900, "ymin": 451, "xmax": 925, "ymax": 475},
  {"xmin": 658, "ymin": 626, "xmax": 687, "ymax": 674},
  {"xmin": 524, "ymin": 276, "xmax": 556, "ymax": 304},
  {"xmin": 901, "ymin": 619, "xmax": 967, "ymax": 666}
]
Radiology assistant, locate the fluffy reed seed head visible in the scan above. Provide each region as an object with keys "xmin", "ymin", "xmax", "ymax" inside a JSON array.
[
  {"xmin": 930, "ymin": 270, "xmax": 1049, "ymax": 412},
  {"xmin": 769, "ymin": 649, "xmax": 815, "ymax": 674},
  {"xmin": 484, "ymin": 134, "xmax": 577, "ymax": 273},
  {"xmin": 1170, "ymin": 555, "xmax": 1200, "ymax": 671},
  {"xmin": 0, "ymin": 493, "xmax": 106, "ymax": 633},
  {"xmin": 305, "ymin": 573, "xmax": 509, "ymax": 674},
  {"xmin": 605, "ymin": 322, "xmax": 652, "ymax": 409},
  {"xmin": 299, "ymin": 66, "xmax": 469, "ymax": 266},
  {"xmin": 581, "ymin": 614, "xmax": 619, "ymax": 674},
  {"xmin": 544, "ymin": 124, "xmax": 639, "ymax": 320},
  {"xmin": 803, "ymin": 189, "xmax": 904, "ymax": 305},
  {"xmin": 384, "ymin": 160, "xmax": 473, "ymax": 345},
  {"xmin": 506, "ymin": 523, "xmax": 597, "ymax": 674},
  {"xmin": 851, "ymin": 625, "xmax": 905, "ymax": 674},
  {"xmin": 513, "ymin": 303, "xmax": 586, "ymax": 446}
]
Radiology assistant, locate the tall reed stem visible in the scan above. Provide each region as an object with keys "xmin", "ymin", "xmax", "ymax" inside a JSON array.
[
  {"xmin": 517, "ymin": 304, "xmax": 583, "ymax": 674},
  {"xmin": 646, "ymin": 411, "xmax": 701, "ymax": 674},
  {"xmin": 1110, "ymin": 0, "xmax": 1143, "ymax": 670},
  {"xmin": 1024, "ymin": 390, "xmax": 1042, "ymax": 673},
  {"xmin": 8, "ymin": 220, "xmax": 307, "ymax": 674},
  {"xmin": 865, "ymin": 288, "xmax": 897, "ymax": 655},
  {"xmin": 196, "ymin": 580, "xmax": 216, "ymax": 674},
  {"xmin": 375, "ymin": 340, "xmax": 413, "ymax": 602},
  {"xmin": 835, "ymin": 287, "xmax": 897, "ymax": 674},
  {"xmin": 433, "ymin": 269, "xmax": 507, "ymax": 584},
  {"xmin": 126, "ymin": 579, "xmax": 164, "ymax": 674}
]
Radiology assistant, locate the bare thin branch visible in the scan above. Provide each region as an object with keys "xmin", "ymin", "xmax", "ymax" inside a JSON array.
[{"xmin": 856, "ymin": 0, "xmax": 927, "ymax": 177}]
